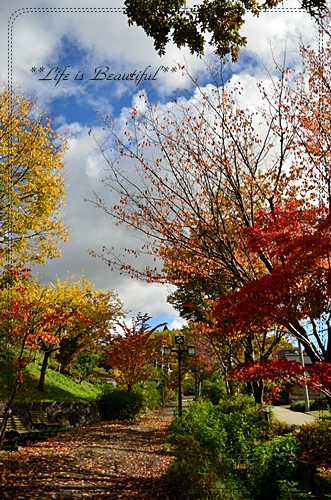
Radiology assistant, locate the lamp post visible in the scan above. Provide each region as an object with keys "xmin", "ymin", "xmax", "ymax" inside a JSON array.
[
  {"xmin": 163, "ymin": 336, "xmax": 195, "ymax": 416},
  {"xmin": 263, "ymin": 405, "xmax": 270, "ymax": 428}
]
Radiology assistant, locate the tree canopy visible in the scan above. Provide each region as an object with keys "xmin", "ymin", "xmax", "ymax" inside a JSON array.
[
  {"xmin": 124, "ymin": 0, "xmax": 327, "ymax": 61},
  {"xmin": 89, "ymin": 39, "xmax": 331, "ymax": 402},
  {"xmin": 0, "ymin": 89, "xmax": 69, "ymax": 266},
  {"xmin": 105, "ymin": 312, "xmax": 166, "ymax": 391}
]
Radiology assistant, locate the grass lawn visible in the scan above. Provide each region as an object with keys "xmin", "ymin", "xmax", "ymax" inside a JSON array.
[
  {"xmin": 0, "ymin": 355, "xmax": 102, "ymax": 402},
  {"xmin": 307, "ymin": 409, "xmax": 331, "ymax": 418}
]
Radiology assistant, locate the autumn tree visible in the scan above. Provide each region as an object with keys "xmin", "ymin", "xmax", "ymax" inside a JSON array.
[
  {"xmin": 88, "ymin": 40, "xmax": 331, "ymax": 402},
  {"xmin": 124, "ymin": 0, "xmax": 327, "ymax": 62},
  {"xmin": 37, "ymin": 272, "xmax": 124, "ymax": 392},
  {"xmin": 88, "ymin": 58, "xmax": 299, "ymax": 399},
  {"xmin": 0, "ymin": 267, "xmax": 85, "ymax": 446},
  {"xmin": 0, "ymin": 88, "xmax": 69, "ymax": 266},
  {"xmin": 105, "ymin": 313, "xmax": 166, "ymax": 391}
]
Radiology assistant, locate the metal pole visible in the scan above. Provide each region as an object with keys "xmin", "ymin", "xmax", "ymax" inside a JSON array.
[
  {"xmin": 298, "ymin": 341, "xmax": 310, "ymax": 412},
  {"xmin": 178, "ymin": 345, "xmax": 182, "ymax": 417}
]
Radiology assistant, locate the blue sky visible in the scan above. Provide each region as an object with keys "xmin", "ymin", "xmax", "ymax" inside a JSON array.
[{"xmin": 0, "ymin": 0, "xmax": 317, "ymax": 329}]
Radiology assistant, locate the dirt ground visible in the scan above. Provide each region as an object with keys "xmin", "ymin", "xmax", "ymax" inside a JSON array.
[{"xmin": 0, "ymin": 404, "xmax": 176, "ymax": 500}]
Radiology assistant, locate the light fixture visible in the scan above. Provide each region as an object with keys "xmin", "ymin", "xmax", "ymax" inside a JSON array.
[
  {"xmin": 187, "ymin": 345, "xmax": 195, "ymax": 356},
  {"xmin": 163, "ymin": 346, "xmax": 172, "ymax": 356}
]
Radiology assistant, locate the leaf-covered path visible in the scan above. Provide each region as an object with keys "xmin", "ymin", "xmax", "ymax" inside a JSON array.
[{"xmin": 0, "ymin": 403, "xmax": 176, "ymax": 499}]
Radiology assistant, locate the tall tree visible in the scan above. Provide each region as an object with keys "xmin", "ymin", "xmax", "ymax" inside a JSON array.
[
  {"xmin": 124, "ymin": 0, "xmax": 327, "ymax": 62},
  {"xmin": 0, "ymin": 89, "xmax": 69, "ymax": 266},
  {"xmin": 89, "ymin": 41, "xmax": 331, "ymax": 400}
]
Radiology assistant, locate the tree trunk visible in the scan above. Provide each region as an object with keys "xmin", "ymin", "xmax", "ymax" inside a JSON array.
[
  {"xmin": 0, "ymin": 375, "xmax": 21, "ymax": 448},
  {"xmin": 253, "ymin": 379, "xmax": 264, "ymax": 405},
  {"xmin": 0, "ymin": 408, "xmax": 12, "ymax": 449},
  {"xmin": 38, "ymin": 351, "xmax": 51, "ymax": 392}
]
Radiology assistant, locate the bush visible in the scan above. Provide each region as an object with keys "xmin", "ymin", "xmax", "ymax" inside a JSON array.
[
  {"xmin": 290, "ymin": 401, "xmax": 315, "ymax": 412},
  {"xmin": 165, "ymin": 432, "xmax": 251, "ymax": 500},
  {"xmin": 297, "ymin": 418, "xmax": 331, "ymax": 467},
  {"xmin": 165, "ymin": 396, "xmax": 306, "ymax": 500},
  {"xmin": 100, "ymin": 387, "xmax": 144, "ymax": 420},
  {"xmin": 310, "ymin": 399, "xmax": 329, "ymax": 411},
  {"xmin": 247, "ymin": 435, "xmax": 302, "ymax": 499},
  {"xmin": 217, "ymin": 393, "xmax": 257, "ymax": 414},
  {"xmin": 201, "ymin": 377, "xmax": 227, "ymax": 404},
  {"xmin": 138, "ymin": 385, "xmax": 162, "ymax": 413},
  {"xmin": 269, "ymin": 419, "xmax": 298, "ymax": 436},
  {"xmin": 183, "ymin": 377, "xmax": 195, "ymax": 396}
]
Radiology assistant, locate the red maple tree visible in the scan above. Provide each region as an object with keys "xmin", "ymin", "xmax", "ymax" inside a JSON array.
[{"xmin": 105, "ymin": 313, "xmax": 166, "ymax": 391}]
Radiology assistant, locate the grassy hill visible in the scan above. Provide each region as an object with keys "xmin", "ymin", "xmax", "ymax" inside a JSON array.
[{"xmin": 0, "ymin": 356, "xmax": 102, "ymax": 403}]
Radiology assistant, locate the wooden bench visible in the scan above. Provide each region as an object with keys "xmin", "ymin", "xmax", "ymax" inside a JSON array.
[
  {"xmin": 29, "ymin": 410, "xmax": 62, "ymax": 432},
  {"xmin": 0, "ymin": 415, "xmax": 42, "ymax": 447}
]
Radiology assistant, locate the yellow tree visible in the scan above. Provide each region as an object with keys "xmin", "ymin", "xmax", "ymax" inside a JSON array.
[
  {"xmin": 0, "ymin": 89, "xmax": 69, "ymax": 265},
  {"xmin": 37, "ymin": 272, "xmax": 124, "ymax": 392}
]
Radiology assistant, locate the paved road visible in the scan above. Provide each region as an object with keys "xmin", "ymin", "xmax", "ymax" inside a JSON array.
[{"xmin": 272, "ymin": 406, "xmax": 318, "ymax": 426}]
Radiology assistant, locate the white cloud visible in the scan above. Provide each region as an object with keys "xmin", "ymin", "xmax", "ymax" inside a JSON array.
[{"xmin": 0, "ymin": 0, "xmax": 319, "ymax": 325}]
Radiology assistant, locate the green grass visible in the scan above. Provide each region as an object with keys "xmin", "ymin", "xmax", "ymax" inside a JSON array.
[
  {"xmin": 0, "ymin": 357, "xmax": 102, "ymax": 402},
  {"xmin": 307, "ymin": 409, "xmax": 331, "ymax": 418}
]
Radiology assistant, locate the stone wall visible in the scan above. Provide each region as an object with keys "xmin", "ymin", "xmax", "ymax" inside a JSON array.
[{"xmin": 0, "ymin": 401, "xmax": 103, "ymax": 428}]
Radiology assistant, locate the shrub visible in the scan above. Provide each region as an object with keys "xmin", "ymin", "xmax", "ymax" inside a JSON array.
[
  {"xmin": 269, "ymin": 419, "xmax": 298, "ymax": 436},
  {"xmin": 246, "ymin": 434, "xmax": 302, "ymax": 500},
  {"xmin": 290, "ymin": 401, "xmax": 315, "ymax": 412},
  {"xmin": 138, "ymin": 385, "xmax": 162, "ymax": 413},
  {"xmin": 297, "ymin": 418, "xmax": 331, "ymax": 468},
  {"xmin": 165, "ymin": 433, "xmax": 251, "ymax": 500},
  {"xmin": 201, "ymin": 377, "xmax": 227, "ymax": 404},
  {"xmin": 100, "ymin": 387, "xmax": 144, "ymax": 420},
  {"xmin": 217, "ymin": 393, "xmax": 257, "ymax": 414},
  {"xmin": 183, "ymin": 377, "xmax": 195, "ymax": 396},
  {"xmin": 277, "ymin": 480, "xmax": 316, "ymax": 499},
  {"xmin": 165, "ymin": 396, "xmax": 306, "ymax": 500}
]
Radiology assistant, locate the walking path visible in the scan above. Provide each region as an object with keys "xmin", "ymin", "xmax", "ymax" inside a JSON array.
[
  {"xmin": 272, "ymin": 406, "xmax": 318, "ymax": 426},
  {"xmin": 0, "ymin": 400, "xmax": 322, "ymax": 499},
  {"xmin": 0, "ymin": 403, "xmax": 177, "ymax": 500}
]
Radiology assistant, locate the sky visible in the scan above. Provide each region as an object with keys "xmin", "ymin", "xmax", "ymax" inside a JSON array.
[{"xmin": 0, "ymin": 0, "xmax": 320, "ymax": 329}]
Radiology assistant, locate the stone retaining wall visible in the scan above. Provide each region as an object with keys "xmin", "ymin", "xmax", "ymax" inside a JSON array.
[{"xmin": 0, "ymin": 401, "xmax": 103, "ymax": 428}]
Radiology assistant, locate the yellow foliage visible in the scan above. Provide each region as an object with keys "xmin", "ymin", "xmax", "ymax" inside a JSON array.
[{"xmin": 0, "ymin": 89, "xmax": 69, "ymax": 265}]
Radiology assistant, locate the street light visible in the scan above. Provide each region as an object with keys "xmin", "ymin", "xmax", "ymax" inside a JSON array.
[{"xmin": 162, "ymin": 335, "xmax": 195, "ymax": 416}]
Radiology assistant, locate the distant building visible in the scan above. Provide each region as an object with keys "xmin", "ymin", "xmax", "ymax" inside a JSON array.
[
  {"xmin": 274, "ymin": 347, "xmax": 312, "ymax": 366},
  {"xmin": 273, "ymin": 348, "xmax": 320, "ymax": 404}
]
